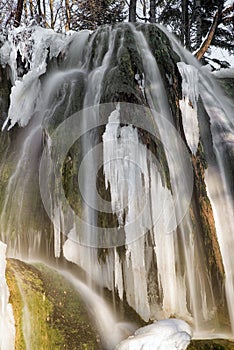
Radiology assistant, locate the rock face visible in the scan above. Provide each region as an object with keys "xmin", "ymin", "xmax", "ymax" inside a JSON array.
[{"xmin": 0, "ymin": 23, "xmax": 234, "ymax": 341}]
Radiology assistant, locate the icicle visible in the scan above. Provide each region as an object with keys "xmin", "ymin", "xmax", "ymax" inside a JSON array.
[
  {"xmin": 177, "ymin": 62, "xmax": 200, "ymax": 155},
  {"xmin": 102, "ymin": 104, "xmax": 149, "ymax": 229}
]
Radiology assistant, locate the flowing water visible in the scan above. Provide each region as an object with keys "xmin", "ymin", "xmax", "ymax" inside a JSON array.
[{"xmin": 0, "ymin": 23, "xmax": 234, "ymax": 347}]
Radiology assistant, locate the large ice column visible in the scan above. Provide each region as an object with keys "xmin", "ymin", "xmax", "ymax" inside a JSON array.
[
  {"xmin": 177, "ymin": 62, "xmax": 200, "ymax": 155},
  {"xmin": 0, "ymin": 242, "xmax": 15, "ymax": 350},
  {"xmin": 102, "ymin": 106, "xmax": 189, "ymax": 321},
  {"xmin": 102, "ymin": 106, "xmax": 151, "ymax": 320},
  {"xmin": 102, "ymin": 105, "xmax": 149, "ymax": 229}
]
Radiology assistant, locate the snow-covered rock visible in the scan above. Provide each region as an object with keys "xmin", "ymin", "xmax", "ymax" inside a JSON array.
[
  {"xmin": 0, "ymin": 25, "xmax": 71, "ymax": 130},
  {"xmin": 115, "ymin": 319, "xmax": 192, "ymax": 350}
]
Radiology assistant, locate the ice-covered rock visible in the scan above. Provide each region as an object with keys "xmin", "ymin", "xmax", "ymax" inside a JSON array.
[
  {"xmin": 115, "ymin": 319, "xmax": 192, "ymax": 350},
  {"xmin": 0, "ymin": 26, "xmax": 71, "ymax": 130}
]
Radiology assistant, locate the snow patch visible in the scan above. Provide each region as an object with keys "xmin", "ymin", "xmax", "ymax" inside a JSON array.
[
  {"xmin": 115, "ymin": 319, "xmax": 192, "ymax": 350},
  {"xmin": 212, "ymin": 68, "xmax": 234, "ymax": 79}
]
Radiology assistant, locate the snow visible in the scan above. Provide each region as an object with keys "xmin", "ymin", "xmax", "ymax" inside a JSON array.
[
  {"xmin": 115, "ymin": 319, "xmax": 192, "ymax": 350},
  {"xmin": 0, "ymin": 242, "xmax": 15, "ymax": 350},
  {"xmin": 211, "ymin": 68, "xmax": 234, "ymax": 78},
  {"xmin": 0, "ymin": 25, "xmax": 71, "ymax": 130},
  {"xmin": 2, "ymin": 67, "xmax": 44, "ymax": 130},
  {"xmin": 225, "ymin": 0, "xmax": 234, "ymax": 7},
  {"xmin": 208, "ymin": 46, "xmax": 234, "ymax": 69},
  {"xmin": 177, "ymin": 62, "xmax": 200, "ymax": 155},
  {"xmin": 0, "ymin": 25, "xmax": 68, "ymax": 81}
]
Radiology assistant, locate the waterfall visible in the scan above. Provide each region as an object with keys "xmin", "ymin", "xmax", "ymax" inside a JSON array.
[{"xmin": 0, "ymin": 22, "xmax": 234, "ymax": 346}]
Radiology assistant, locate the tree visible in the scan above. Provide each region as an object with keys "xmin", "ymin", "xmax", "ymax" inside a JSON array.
[
  {"xmin": 72, "ymin": 0, "xmax": 126, "ymax": 30},
  {"xmin": 14, "ymin": 0, "xmax": 24, "ymax": 26},
  {"xmin": 181, "ymin": 0, "xmax": 190, "ymax": 49},
  {"xmin": 195, "ymin": 1, "xmax": 234, "ymax": 60},
  {"xmin": 49, "ymin": 0, "xmax": 54, "ymax": 29},
  {"xmin": 156, "ymin": 0, "xmax": 234, "ymax": 60},
  {"xmin": 129, "ymin": 0, "xmax": 137, "ymax": 22},
  {"xmin": 149, "ymin": 0, "xmax": 156, "ymax": 23},
  {"xmin": 0, "ymin": 0, "xmax": 232, "ymax": 63},
  {"xmin": 65, "ymin": 0, "xmax": 71, "ymax": 31}
]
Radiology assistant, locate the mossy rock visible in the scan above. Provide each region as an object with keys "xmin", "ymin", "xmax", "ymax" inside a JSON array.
[
  {"xmin": 188, "ymin": 339, "xmax": 234, "ymax": 349},
  {"xmin": 6, "ymin": 259, "xmax": 102, "ymax": 350}
]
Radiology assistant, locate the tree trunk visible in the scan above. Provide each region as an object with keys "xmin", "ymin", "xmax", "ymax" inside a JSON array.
[
  {"xmin": 140, "ymin": 0, "xmax": 147, "ymax": 22},
  {"xmin": 181, "ymin": 0, "xmax": 190, "ymax": 49},
  {"xmin": 195, "ymin": 0, "xmax": 202, "ymax": 49},
  {"xmin": 195, "ymin": 1, "xmax": 224, "ymax": 60},
  {"xmin": 29, "ymin": 0, "xmax": 34, "ymax": 18},
  {"xmin": 65, "ymin": 0, "xmax": 71, "ymax": 31},
  {"xmin": 37, "ymin": 0, "xmax": 42, "ymax": 17},
  {"xmin": 149, "ymin": 0, "xmax": 156, "ymax": 23},
  {"xmin": 129, "ymin": 0, "xmax": 137, "ymax": 22},
  {"xmin": 49, "ymin": 0, "xmax": 54, "ymax": 28},
  {"xmin": 14, "ymin": 0, "xmax": 24, "ymax": 27},
  {"xmin": 43, "ymin": 0, "xmax": 46, "ymax": 19},
  {"xmin": 24, "ymin": 0, "xmax": 28, "ymax": 20}
]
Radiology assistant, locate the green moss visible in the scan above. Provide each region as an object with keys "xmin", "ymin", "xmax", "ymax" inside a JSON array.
[
  {"xmin": 6, "ymin": 262, "xmax": 26, "ymax": 349},
  {"xmin": 100, "ymin": 26, "xmax": 145, "ymax": 104},
  {"xmin": 6, "ymin": 259, "xmax": 101, "ymax": 350},
  {"xmin": 33, "ymin": 263, "xmax": 102, "ymax": 349},
  {"xmin": 7, "ymin": 259, "xmax": 64, "ymax": 350}
]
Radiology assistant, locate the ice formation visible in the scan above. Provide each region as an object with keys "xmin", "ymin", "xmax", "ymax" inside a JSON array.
[
  {"xmin": 177, "ymin": 62, "xmax": 200, "ymax": 155},
  {"xmin": 0, "ymin": 25, "xmax": 72, "ymax": 130},
  {"xmin": 0, "ymin": 242, "xmax": 15, "ymax": 350},
  {"xmin": 115, "ymin": 319, "xmax": 192, "ymax": 350},
  {"xmin": 102, "ymin": 104, "xmax": 149, "ymax": 230}
]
